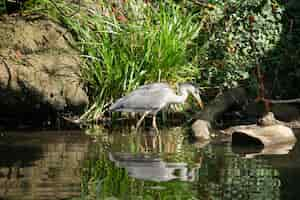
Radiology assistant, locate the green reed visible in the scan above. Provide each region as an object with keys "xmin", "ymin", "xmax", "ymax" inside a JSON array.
[{"xmin": 61, "ymin": 0, "xmax": 200, "ymax": 120}]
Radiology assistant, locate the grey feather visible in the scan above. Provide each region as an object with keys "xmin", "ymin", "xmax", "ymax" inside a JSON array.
[
  {"xmin": 109, "ymin": 82, "xmax": 203, "ymax": 130},
  {"xmin": 109, "ymin": 83, "xmax": 173, "ymax": 113}
]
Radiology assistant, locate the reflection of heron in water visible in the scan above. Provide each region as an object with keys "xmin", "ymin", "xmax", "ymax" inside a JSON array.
[
  {"xmin": 109, "ymin": 83, "xmax": 204, "ymax": 130},
  {"xmin": 109, "ymin": 152, "xmax": 201, "ymax": 182}
]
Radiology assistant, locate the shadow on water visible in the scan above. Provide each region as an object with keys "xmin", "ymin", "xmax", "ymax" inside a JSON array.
[
  {"xmin": 0, "ymin": 144, "xmax": 42, "ymax": 167},
  {"xmin": 0, "ymin": 128, "xmax": 299, "ymax": 200},
  {"xmin": 0, "ymin": 131, "xmax": 91, "ymax": 200}
]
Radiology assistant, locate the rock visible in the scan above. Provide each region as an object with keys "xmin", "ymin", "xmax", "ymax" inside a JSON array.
[
  {"xmin": 232, "ymin": 125, "xmax": 297, "ymax": 147},
  {"xmin": 192, "ymin": 120, "xmax": 211, "ymax": 140},
  {"xmin": 258, "ymin": 112, "xmax": 282, "ymax": 126},
  {"xmin": 192, "ymin": 139, "xmax": 210, "ymax": 149},
  {"xmin": 0, "ymin": 16, "xmax": 88, "ymax": 125}
]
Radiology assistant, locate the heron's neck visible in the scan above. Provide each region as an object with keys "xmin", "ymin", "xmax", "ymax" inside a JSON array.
[{"xmin": 173, "ymin": 89, "xmax": 188, "ymax": 104}]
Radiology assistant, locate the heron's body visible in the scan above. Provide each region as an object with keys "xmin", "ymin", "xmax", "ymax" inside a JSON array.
[
  {"xmin": 110, "ymin": 83, "xmax": 177, "ymax": 113},
  {"xmin": 109, "ymin": 83, "xmax": 203, "ymax": 130}
]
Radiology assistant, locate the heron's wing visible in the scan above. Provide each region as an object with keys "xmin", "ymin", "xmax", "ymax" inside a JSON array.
[
  {"xmin": 129, "ymin": 83, "xmax": 172, "ymax": 97},
  {"xmin": 136, "ymin": 83, "xmax": 171, "ymax": 91},
  {"xmin": 109, "ymin": 88, "xmax": 173, "ymax": 112}
]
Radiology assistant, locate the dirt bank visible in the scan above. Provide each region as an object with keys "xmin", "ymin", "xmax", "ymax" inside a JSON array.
[{"xmin": 0, "ymin": 15, "xmax": 88, "ymax": 128}]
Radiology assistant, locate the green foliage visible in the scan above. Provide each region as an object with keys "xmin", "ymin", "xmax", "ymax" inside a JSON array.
[
  {"xmin": 0, "ymin": 0, "xmax": 6, "ymax": 14},
  {"xmin": 22, "ymin": 0, "xmax": 287, "ymax": 119},
  {"xmin": 262, "ymin": 0, "xmax": 300, "ymax": 98},
  {"xmin": 195, "ymin": 0, "xmax": 284, "ymax": 88}
]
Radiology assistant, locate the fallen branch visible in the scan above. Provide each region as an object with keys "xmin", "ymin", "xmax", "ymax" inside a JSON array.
[
  {"xmin": 264, "ymin": 98, "xmax": 300, "ymax": 104},
  {"xmin": 194, "ymin": 87, "xmax": 248, "ymax": 122},
  {"xmin": 192, "ymin": 87, "xmax": 248, "ymax": 139}
]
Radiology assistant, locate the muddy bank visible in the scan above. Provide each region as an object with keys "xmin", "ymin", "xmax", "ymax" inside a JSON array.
[{"xmin": 0, "ymin": 15, "xmax": 88, "ymax": 128}]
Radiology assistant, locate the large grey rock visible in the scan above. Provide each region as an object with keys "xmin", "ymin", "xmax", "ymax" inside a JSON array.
[
  {"xmin": 0, "ymin": 16, "xmax": 88, "ymax": 123},
  {"xmin": 192, "ymin": 120, "xmax": 211, "ymax": 140},
  {"xmin": 231, "ymin": 125, "xmax": 297, "ymax": 147},
  {"xmin": 231, "ymin": 125, "xmax": 297, "ymax": 157}
]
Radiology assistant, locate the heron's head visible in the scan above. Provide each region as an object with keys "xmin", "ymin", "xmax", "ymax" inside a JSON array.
[{"xmin": 178, "ymin": 83, "xmax": 204, "ymax": 109}]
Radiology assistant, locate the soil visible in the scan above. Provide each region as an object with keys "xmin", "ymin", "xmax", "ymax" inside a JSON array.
[{"xmin": 0, "ymin": 14, "xmax": 88, "ymax": 128}]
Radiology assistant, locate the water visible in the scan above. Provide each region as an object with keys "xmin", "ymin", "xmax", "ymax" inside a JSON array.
[{"xmin": 0, "ymin": 128, "xmax": 299, "ymax": 200}]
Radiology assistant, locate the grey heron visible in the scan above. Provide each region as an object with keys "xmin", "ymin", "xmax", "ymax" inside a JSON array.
[{"xmin": 109, "ymin": 83, "xmax": 204, "ymax": 130}]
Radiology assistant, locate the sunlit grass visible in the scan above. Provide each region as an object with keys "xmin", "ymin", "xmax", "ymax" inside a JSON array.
[{"xmin": 61, "ymin": 0, "xmax": 200, "ymax": 120}]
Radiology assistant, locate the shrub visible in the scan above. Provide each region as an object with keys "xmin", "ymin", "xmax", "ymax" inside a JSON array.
[{"xmin": 195, "ymin": 0, "xmax": 284, "ymax": 90}]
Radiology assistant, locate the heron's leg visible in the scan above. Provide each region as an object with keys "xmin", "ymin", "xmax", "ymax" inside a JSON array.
[
  {"xmin": 136, "ymin": 111, "xmax": 150, "ymax": 129},
  {"xmin": 152, "ymin": 115, "xmax": 159, "ymax": 132}
]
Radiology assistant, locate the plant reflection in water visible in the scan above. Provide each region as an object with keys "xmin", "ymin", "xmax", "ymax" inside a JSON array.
[
  {"xmin": 82, "ymin": 127, "xmax": 287, "ymax": 200},
  {"xmin": 0, "ymin": 128, "xmax": 298, "ymax": 200}
]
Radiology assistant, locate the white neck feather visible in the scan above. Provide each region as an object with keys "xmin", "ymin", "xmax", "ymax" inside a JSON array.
[{"xmin": 171, "ymin": 88, "xmax": 189, "ymax": 104}]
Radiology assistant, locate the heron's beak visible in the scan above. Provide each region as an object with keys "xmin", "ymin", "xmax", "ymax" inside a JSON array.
[
  {"xmin": 192, "ymin": 92, "xmax": 204, "ymax": 109},
  {"xmin": 197, "ymin": 98, "xmax": 204, "ymax": 109}
]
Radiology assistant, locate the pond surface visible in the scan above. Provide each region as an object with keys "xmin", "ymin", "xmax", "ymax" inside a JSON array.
[{"xmin": 0, "ymin": 128, "xmax": 299, "ymax": 200}]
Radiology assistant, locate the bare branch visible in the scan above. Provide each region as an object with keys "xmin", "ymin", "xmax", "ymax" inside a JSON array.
[{"xmin": 265, "ymin": 98, "xmax": 300, "ymax": 104}]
